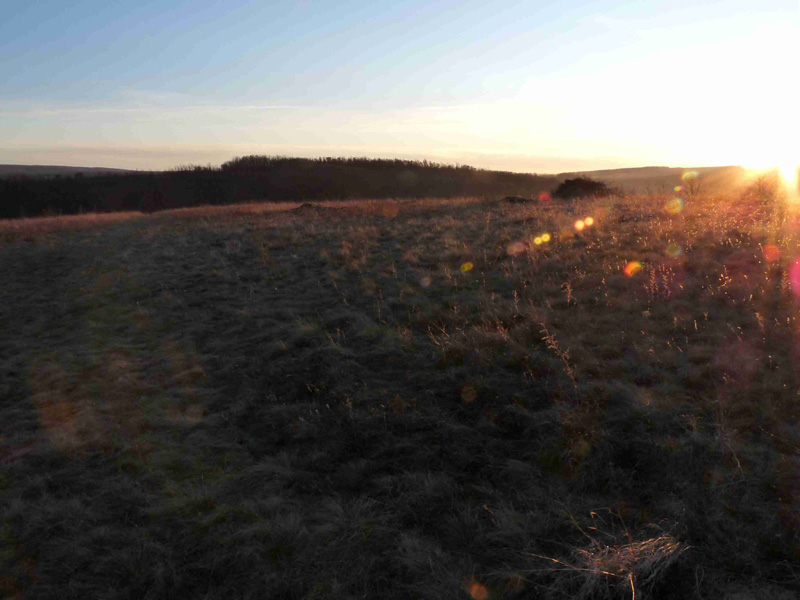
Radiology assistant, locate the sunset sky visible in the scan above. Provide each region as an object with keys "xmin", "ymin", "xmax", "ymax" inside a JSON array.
[{"xmin": 1, "ymin": 0, "xmax": 797, "ymax": 172}]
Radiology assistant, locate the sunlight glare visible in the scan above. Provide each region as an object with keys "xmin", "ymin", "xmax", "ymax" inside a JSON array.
[{"xmin": 779, "ymin": 163, "xmax": 799, "ymax": 191}]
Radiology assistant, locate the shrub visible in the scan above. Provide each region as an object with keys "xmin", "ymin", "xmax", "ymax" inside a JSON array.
[{"xmin": 553, "ymin": 177, "xmax": 613, "ymax": 200}]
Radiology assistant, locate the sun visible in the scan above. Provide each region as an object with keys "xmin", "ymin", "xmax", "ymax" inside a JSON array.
[{"xmin": 778, "ymin": 163, "xmax": 799, "ymax": 189}]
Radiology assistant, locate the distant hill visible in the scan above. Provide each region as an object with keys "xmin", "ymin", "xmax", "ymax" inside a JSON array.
[
  {"xmin": 557, "ymin": 165, "xmax": 751, "ymax": 194},
  {"xmin": 0, "ymin": 164, "xmax": 136, "ymax": 178},
  {"xmin": 0, "ymin": 156, "xmax": 558, "ymax": 219}
]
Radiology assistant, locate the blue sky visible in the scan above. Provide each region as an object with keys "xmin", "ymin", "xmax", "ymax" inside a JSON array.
[{"xmin": 1, "ymin": 0, "xmax": 797, "ymax": 171}]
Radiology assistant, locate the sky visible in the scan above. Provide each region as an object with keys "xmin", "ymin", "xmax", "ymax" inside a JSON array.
[{"xmin": 0, "ymin": 0, "xmax": 798, "ymax": 172}]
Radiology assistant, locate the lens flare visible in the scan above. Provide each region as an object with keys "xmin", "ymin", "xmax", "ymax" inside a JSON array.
[
  {"xmin": 461, "ymin": 262, "xmax": 474, "ymax": 272},
  {"xmin": 790, "ymin": 259, "xmax": 800, "ymax": 296},
  {"xmin": 763, "ymin": 244, "xmax": 781, "ymax": 262},
  {"xmin": 666, "ymin": 242, "xmax": 683, "ymax": 258},
  {"xmin": 468, "ymin": 582, "xmax": 488, "ymax": 600},
  {"xmin": 665, "ymin": 198, "xmax": 684, "ymax": 214},
  {"xmin": 460, "ymin": 384, "xmax": 478, "ymax": 404},
  {"xmin": 624, "ymin": 260, "xmax": 643, "ymax": 277},
  {"xmin": 541, "ymin": 232, "xmax": 551, "ymax": 243},
  {"xmin": 507, "ymin": 241, "xmax": 526, "ymax": 256},
  {"xmin": 584, "ymin": 216, "xmax": 594, "ymax": 226},
  {"xmin": 538, "ymin": 191, "xmax": 552, "ymax": 202},
  {"xmin": 574, "ymin": 220, "xmax": 585, "ymax": 231},
  {"xmin": 674, "ymin": 185, "xmax": 683, "ymax": 192},
  {"xmin": 682, "ymin": 170, "xmax": 698, "ymax": 181}
]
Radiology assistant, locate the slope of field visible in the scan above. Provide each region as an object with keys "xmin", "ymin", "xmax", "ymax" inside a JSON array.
[{"xmin": 1, "ymin": 195, "xmax": 798, "ymax": 599}]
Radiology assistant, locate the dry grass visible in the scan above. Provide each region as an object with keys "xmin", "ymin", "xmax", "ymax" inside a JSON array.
[{"xmin": 1, "ymin": 193, "xmax": 799, "ymax": 598}]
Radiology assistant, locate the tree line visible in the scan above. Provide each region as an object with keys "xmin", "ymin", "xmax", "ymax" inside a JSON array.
[{"xmin": 0, "ymin": 156, "xmax": 560, "ymax": 219}]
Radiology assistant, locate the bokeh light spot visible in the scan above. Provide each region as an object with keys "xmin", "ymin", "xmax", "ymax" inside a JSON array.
[
  {"xmin": 534, "ymin": 236, "xmax": 543, "ymax": 245},
  {"xmin": 538, "ymin": 191, "xmax": 552, "ymax": 202},
  {"xmin": 506, "ymin": 241, "xmax": 526, "ymax": 256},
  {"xmin": 624, "ymin": 260, "xmax": 643, "ymax": 277},
  {"xmin": 682, "ymin": 170, "xmax": 698, "ymax": 181},
  {"xmin": 584, "ymin": 216, "xmax": 594, "ymax": 227},
  {"xmin": 666, "ymin": 242, "xmax": 683, "ymax": 258},
  {"xmin": 468, "ymin": 582, "xmax": 488, "ymax": 600},
  {"xmin": 541, "ymin": 232, "xmax": 551, "ymax": 243},
  {"xmin": 789, "ymin": 260, "xmax": 800, "ymax": 296},
  {"xmin": 665, "ymin": 198, "xmax": 684, "ymax": 214},
  {"xmin": 574, "ymin": 220, "xmax": 585, "ymax": 231},
  {"xmin": 461, "ymin": 384, "xmax": 478, "ymax": 404},
  {"xmin": 763, "ymin": 244, "xmax": 781, "ymax": 262},
  {"xmin": 461, "ymin": 262, "xmax": 474, "ymax": 272},
  {"xmin": 674, "ymin": 185, "xmax": 683, "ymax": 192}
]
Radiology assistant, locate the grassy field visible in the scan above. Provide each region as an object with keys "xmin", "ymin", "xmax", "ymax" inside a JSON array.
[{"xmin": 1, "ymin": 194, "xmax": 799, "ymax": 599}]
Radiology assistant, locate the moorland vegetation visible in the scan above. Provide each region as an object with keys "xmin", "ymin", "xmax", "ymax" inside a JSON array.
[{"xmin": 1, "ymin": 187, "xmax": 799, "ymax": 599}]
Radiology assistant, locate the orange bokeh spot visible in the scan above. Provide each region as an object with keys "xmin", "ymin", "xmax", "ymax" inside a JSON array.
[
  {"xmin": 538, "ymin": 191, "xmax": 551, "ymax": 202},
  {"xmin": 584, "ymin": 216, "xmax": 594, "ymax": 226},
  {"xmin": 469, "ymin": 582, "xmax": 488, "ymax": 600},
  {"xmin": 507, "ymin": 241, "xmax": 526, "ymax": 256},
  {"xmin": 461, "ymin": 262, "xmax": 474, "ymax": 272},
  {"xmin": 624, "ymin": 260, "xmax": 643, "ymax": 277},
  {"xmin": 763, "ymin": 245, "xmax": 781, "ymax": 262},
  {"xmin": 574, "ymin": 220, "xmax": 585, "ymax": 231}
]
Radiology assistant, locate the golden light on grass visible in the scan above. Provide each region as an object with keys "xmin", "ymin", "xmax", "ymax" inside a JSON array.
[
  {"xmin": 624, "ymin": 260, "xmax": 643, "ymax": 277},
  {"xmin": 461, "ymin": 261, "xmax": 474, "ymax": 272},
  {"xmin": 574, "ymin": 220, "xmax": 585, "ymax": 231}
]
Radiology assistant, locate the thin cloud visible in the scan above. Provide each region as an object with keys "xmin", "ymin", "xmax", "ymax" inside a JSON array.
[{"xmin": 0, "ymin": 104, "xmax": 304, "ymax": 117}]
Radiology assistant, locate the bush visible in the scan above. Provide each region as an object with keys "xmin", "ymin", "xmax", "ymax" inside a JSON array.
[{"xmin": 553, "ymin": 177, "xmax": 613, "ymax": 200}]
